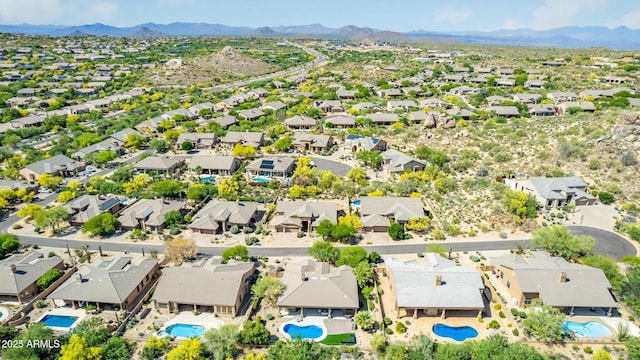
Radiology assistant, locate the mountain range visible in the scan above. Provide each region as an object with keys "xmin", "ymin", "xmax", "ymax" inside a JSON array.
[{"xmin": 0, "ymin": 22, "xmax": 639, "ymax": 49}]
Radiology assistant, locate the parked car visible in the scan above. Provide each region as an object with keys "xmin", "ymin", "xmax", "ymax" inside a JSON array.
[{"xmin": 38, "ymin": 188, "xmax": 52, "ymax": 193}]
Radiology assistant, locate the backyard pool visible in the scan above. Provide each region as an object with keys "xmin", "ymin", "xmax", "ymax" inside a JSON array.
[
  {"xmin": 351, "ymin": 200, "xmax": 361, "ymax": 207},
  {"xmin": 283, "ymin": 323, "xmax": 324, "ymax": 340},
  {"xmin": 160, "ymin": 324, "xmax": 205, "ymax": 338},
  {"xmin": 200, "ymin": 176, "xmax": 215, "ymax": 183},
  {"xmin": 39, "ymin": 315, "xmax": 79, "ymax": 329},
  {"xmin": 251, "ymin": 176, "xmax": 271, "ymax": 183},
  {"xmin": 564, "ymin": 321, "xmax": 612, "ymax": 338},
  {"xmin": 432, "ymin": 324, "xmax": 478, "ymax": 341}
]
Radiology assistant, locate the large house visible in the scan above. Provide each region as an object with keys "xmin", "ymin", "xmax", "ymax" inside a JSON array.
[
  {"xmin": 153, "ymin": 258, "xmax": 254, "ymax": 317},
  {"xmin": 188, "ymin": 200, "xmax": 258, "ymax": 234},
  {"xmin": 360, "ymin": 197, "xmax": 425, "ymax": 232},
  {"xmin": 133, "ymin": 156, "xmax": 184, "ymax": 177},
  {"xmin": 278, "ymin": 260, "xmax": 358, "ymax": 318},
  {"xmin": 175, "ymin": 133, "xmax": 218, "ymax": 150},
  {"xmin": 292, "ymin": 133, "xmax": 333, "ymax": 152},
  {"xmin": 221, "ymin": 132, "xmax": 264, "ymax": 148},
  {"xmin": 284, "ymin": 115, "xmax": 317, "ymax": 130},
  {"xmin": 385, "ymin": 254, "xmax": 484, "ymax": 319},
  {"xmin": 506, "ymin": 177, "xmax": 596, "ymax": 207},
  {"xmin": 246, "ymin": 157, "xmax": 296, "ymax": 179},
  {"xmin": 47, "ymin": 256, "xmax": 159, "ymax": 312},
  {"xmin": 380, "ymin": 149, "xmax": 426, "ymax": 174},
  {"xmin": 20, "ymin": 155, "xmax": 84, "ymax": 182},
  {"xmin": 324, "ymin": 113, "xmax": 356, "ymax": 128},
  {"xmin": 341, "ymin": 134, "xmax": 387, "ymax": 153},
  {"xmin": 0, "ymin": 252, "xmax": 64, "ymax": 304},
  {"xmin": 271, "ymin": 201, "xmax": 337, "ymax": 233},
  {"xmin": 65, "ymin": 195, "xmax": 124, "ymax": 227},
  {"xmin": 117, "ymin": 199, "xmax": 186, "ymax": 232},
  {"xmin": 491, "ymin": 251, "xmax": 617, "ymax": 315},
  {"xmin": 188, "ymin": 155, "xmax": 242, "ymax": 176}
]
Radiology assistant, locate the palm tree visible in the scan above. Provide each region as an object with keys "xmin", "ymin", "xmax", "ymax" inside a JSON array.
[{"xmin": 355, "ymin": 311, "xmax": 374, "ymax": 331}]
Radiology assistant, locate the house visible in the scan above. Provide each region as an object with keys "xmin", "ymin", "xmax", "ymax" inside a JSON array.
[
  {"xmin": 47, "ymin": 256, "xmax": 159, "ymax": 312},
  {"xmin": 386, "ymin": 100, "xmax": 416, "ymax": 112},
  {"xmin": 271, "ymin": 201, "xmax": 337, "ymax": 232},
  {"xmin": 208, "ymin": 115, "xmax": 238, "ymax": 129},
  {"xmin": 237, "ymin": 108, "xmax": 265, "ymax": 121},
  {"xmin": 0, "ymin": 115, "xmax": 45, "ymax": 133},
  {"xmin": 262, "ymin": 101, "xmax": 287, "ymax": 112},
  {"xmin": 377, "ymin": 89, "xmax": 402, "ymax": 98},
  {"xmin": 447, "ymin": 108, "xmax": 476, "ymax": 120},
  {"xmin": 188, "ymin": 102, "xmax": 219, "ymax": 117},
  {"xmin": 491, "ymin": 251, "xmax": 617, "ymax": 314},
  {"xmin": 285, "ymin": 115, "xmax": 317, "ymax": 130},
  {"xmin": 0, "ymin": 252, "xmax": 64, "ymax": 304},
  {"xmin": 386, "ymin": 254, "xmax": 484, "ymax": 319},
  {"xmin": 292, "ymin": 133, "xmax": 334, "ymax": 152},
  {"xmin": 528, "ymin": 104, "xmax": 557, "ymax": 117},
  {"xmin": 381, "ymin": 149, "xmax": 426, "ymax": 174},
  {"xmin": 66, "ymin": 195, "xmax": 124, "ymax": 227},
  {"xmin": 485, "ymin": 96, "xmax": 509, "ymax": 106},
  {"xmin": 514, "ymin": 93, "xmax": 543, "ymax": 104},
  {"xmin": 221, "ymin": 132, "xmax": 264, "ymax": 148},
  {"xmin": 71, "ymin": 138, "xmax": 124, "ymax": 160},
  {"xmin": 277, "ymin": 260, "xmax": 358, "ymax": 317},
  {"xmin": 525, "ymin": 80, "xmax": 544, "ymax": 89},
  {"xmin": 558, "ymin": 101, "xmax": 596, "ymax": 114},
  {"xmin": 175, "ymin": 133, "xmax": 217, "ymax": 150},
  {"xmin": 341, "ymin": 134, "xmax": 387, "ymax": 153},
  {"xmin": 368, "ymin": 113, "xmax": 399, "ymax": 125},
  {"xmin": 506, "ymin": 177, "xmax": 596, "ymax": 207},
  {"xmin": 117, "ymin": 199, "xmax": 186, "ymax": 232},
  {"xmin": 449, "ymin": 86, "xmax": 479, "ymax": 96},
  {"xmin": 496, "ymin": 78, "xmax": 516, "ymax": 87},
  {"xmin": 324, "ymin": 113, "xmax": 356, "ymax": 128},
  {"xmin": 314, "ymin": 100, "xmax": 343, "ymax": 113},
  {"xmin": 487, "ymin": 106, "xmax": 521, "ymax": 118},
  {"xmin": 161, "ymin": 108, "xmax": 197, "ymax": 121},
  {"xmin": 133, "ymin": 156, "xmax": 184, "ymax": 177},
  {"xmin": 20, "ymin": 154, "xmax": 83, "ymax": 182},
  {"xmin": 188, "ymin": 200, "xmax": 258, "ymax": 234},
  {"xmin": 247, "ymin": 87, "xmax": 269, "ymax": 99},
  {"xmin": 134, "ymin": 116, "xmax": 163, "ymax": 133},
  {"xmin": 153, "ymin": 257, "xmax": 254, "ymax": 316},
  {"xmin": 547, "ymin": 91, "xmax": 579, "ymax": 103},
  {"xmin": 408, "ymin": 111, "xmax": 428, "ymax": 124},
  {"xmin": 0, "ymin": 179, "xmax": 38, "ymax": 193},
  {"xmin": 336, "ymin": 89, "xmax": 357, "ymax": 99},
  {"xmin": 360, "ymin": 197, "xmax": 425, "ymax": 232},
  {"xmin": 246, "ymin": 157, "xmax": 296, "ymax": 179},
  {"xmin": 419, "ymin": 98, "xmax": 452, "ymax": 109},
  {"xmin": 189, "ymin": 155, "xmax": 242, "ymax": 175}
]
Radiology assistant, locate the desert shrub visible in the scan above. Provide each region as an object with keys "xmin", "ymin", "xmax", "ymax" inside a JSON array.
[
  {"xmin": 494, "ymin": 303, "xmax": 502, "ymax": 311},
  {"xmin": 512, "ymin": 328, "xmax": 519, "ymax": 336},
  {"xmin": 266, "ymin": 314, "xmax": 274, "ymax": 320},
  {"xmin": 395, "ymin": 322, "xmax": 406, "ymax": 334},
  {"xmin": 229, "ymin": 225, "xmax": 240, "ymax": 234},
  {"xmin": 499, "ymin": 311, "xmax": 506, "ymax": 318},
  {"xmin": 384, "ymin": 317, "xmax": 392, "ymax": 326},
  {"xmin": 487, "ymin": 320, "xmax": 500, "ymax": 329},
  {"xmin": 33, "ymin": 300, "xmax": 46, "ymax": 308},
  {"xmin": 510, "ymin": 308, "xmax": 518, "ymax": 316},
  {"xmin": 170, "ymin": 227, "xmax": 181, "ymax": 235}
]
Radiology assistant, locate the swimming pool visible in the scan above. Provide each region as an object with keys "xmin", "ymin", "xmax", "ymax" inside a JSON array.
[
  {"xmin": 564, "ymin": 321, "xmax": 612, "ymax": 338},
  {"xmin": 351, "ymin": 200, "xmax": 361, "ymax": 206},
  {"xmin": 39, "ymin": 315, "xmax": 79, "ymax": 329},
  {"xmin": 251, "ymin": 176, "xmax": 271, "ymax": 183},
  {"xmin": 162, "ymin": 324, "xmax": 205, "ymax": 338},
  {"xmin": 283, "ymin": 323, "xmax": 324, "ymax": 340},
  {"xmin": 432, "ymin": 324, "xmax": 478, "ymax": 341},
  {"xmin": 200, "ymin": 176, "xmax": 215, "ymax": 183}
]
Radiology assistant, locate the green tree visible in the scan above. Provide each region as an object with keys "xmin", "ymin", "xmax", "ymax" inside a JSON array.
[
  {"xmin": 149, "ymin": 139, "xmax": 169, "ymax": 153},
  {"xmin": 125, "ymin": 133, "xmax": 145, "ymax": 149},
  {"xmin": 522, "ymin": 302, "xmax": 566, "ymax": 342},
  {"xmin": 273, "ymin": 136, "xmax": 292, "ymax": 151},
  {"xmin": 425, "ymin": 244, "xmax": 448, "ymax": 257},
  {"xmin": 356, "ymin": 150, "xmax": 384, "ymax": 169},
  {"xmin": 331, "ymin": 223, "xmax": 356, "ymax": 242},
  {"xmin": 267, "ymin": 337, "xmax": 336, "ymax": 360},
  {"xmin": 60, "ymin": 334, "xmax": 102, "ymax": 360},
  {"xmin": 34, "ymin": 206, "xmax": 69, "ymax": 232},
  {"xmin": 315, "ymin": 219, "xmax": 335, "ymax": 239},
  {"xmin": 337, "ymin": 246, "xmax": 368, "ymax": 268},
  {"xmin": 17, "ymin": 203, "xmax": 43, "ymax": 219},
  {"xmin": 531, "ymin": 225, "xmax": 594, "ymax": 260},
  {"xmin": 582, "ymin": 255, "xmax": 626, "ymax": 291},
  {"xmin": 57, "ymin": 190, "xmax": 76, "ymax": 203},
  {"xmin": 406, "ymin": 216, "xmax": 431, "ymax": 232},
  {"xmin": 221, "ymin": 245, "xmax": 248, "ymax": 262},
  {"xmin": 2, "ymin": 323, "xmax": 57, "ymax": 360},
  {"xmin": 354, "ymin": 262, "xmax": 374, "ymax": 288},
  {"xmin": 140, "ymin": 336, "xmax": 170, "ymax": 360},
  {"xmin": 387, "ymin": 222, "xmax": 405, "ymax": 240},
  {"xmin": 0, "ymin": 234, "xmax": 20, "ymax": 257},
  {"xmin": 186, "ymin": 183, "xmax": 217, "ymax": 201},
  {"xmin": 622, "ymin": 255, "xmax": 640, "ymax": 269},
  {"xmin": 95, "ymin": 150, "xmax": 117, "ymax": 164},
  {"xmin": 238, "ymin": 316, "xmax": 270, "ymax": 346},
  {"xmin": 151, "ymin": 179, "xmax": 184, "ymax": 198},
  {"xmin": 37, "ymin": 173, "xmax": 63, "ymax": 189},
  {"xmin": 232, "ymin": 143, "xmax": 257, "ymax": 159},
  {"xmin": 167, "ymin": 338, "xmax": 204, "ymax": 360},
  {"xmin": 251, "ymin": 276, "xmax": 284, "ymax": 307},
  {"xmin": 35, "ymin": 268, "xmax": 63, "ymax": 290},
  {"xmin": 307, "ymin": 240, "xmax": 340, "ymax": 264},
  {"xmin": 71, "ymin": 318, "xmax": 111, "ymax": 347},
  {"xmin": 164, "ymin": 210, "xmax": 183, "ymax": 228},
  {"xmin": 218, "ymin": 178, "xmax": 240, "ymax": 199},
  {"xmin": 181, "ymin": 141, "xmax": 194, "ymax": 151},
  {"xmin": 201, "ymin": 325, "xmax": 239, "ymax": 360},
  {"xmin": 102, "ymin": 336, "xmax": 134, "ymax": 360},
  {"xmin": 346, "ymin": 167, "xmax": 367, "ymax": 185},
  {"xmin": 82, "ymin": 213, "xmax": 119, "ymax": 236},
  {"xmin": 355, "ymin": 311, "xmax": 374, "ymax": 330}
]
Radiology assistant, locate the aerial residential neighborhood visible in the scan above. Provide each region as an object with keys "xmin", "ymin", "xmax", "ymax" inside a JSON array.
[{"xmin": 1, "ymin": 2, "xmax": 640, "ymax": 360}]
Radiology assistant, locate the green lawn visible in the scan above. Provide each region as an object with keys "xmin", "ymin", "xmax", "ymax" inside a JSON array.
[{"xmin": 320, "ymin": 333, "xmax": 356, "ymax": 346}]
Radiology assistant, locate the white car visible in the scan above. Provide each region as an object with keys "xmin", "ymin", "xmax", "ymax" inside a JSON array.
[{"xmin": 38, "ymin": 188, "xmax": 52, "ymax": 194}]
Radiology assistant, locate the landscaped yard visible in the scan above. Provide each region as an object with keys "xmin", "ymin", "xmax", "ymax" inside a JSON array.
[{"xmin": 320, "ymin": 333, "xmax": 356, "ymax": 346}]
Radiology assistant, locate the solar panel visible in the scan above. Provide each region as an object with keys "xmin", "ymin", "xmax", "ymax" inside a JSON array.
[
  {"xmin": 262, "ymin": 160, "xmax": 274, "ymax": 165},
  {"xmin": 99, "ymin": 198, "xmax": 120, "ymax": 212},
  {"xmin": 260, "ymin": 164, "xmax": 275, "ymax": 170}
]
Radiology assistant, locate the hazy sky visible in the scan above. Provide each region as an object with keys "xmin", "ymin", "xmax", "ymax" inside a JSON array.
[{"xmin": 1, "ymin": 0, "xmax": 639, "ymax": 31}]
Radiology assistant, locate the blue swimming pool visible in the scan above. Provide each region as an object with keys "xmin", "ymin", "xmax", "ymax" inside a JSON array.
[
  {"xmin": 432, "ymin": 324, "xmax": 478, "ymax": 341},
  {"xmin": 283, "ymin": 323, "xmax": 324, "ymax": 340},
  {"xmin": 351, "ymin": 200, "xmax": 361, "ymax": 206},
  {"xmin": 564, "ymin": 321, "xmax": 612, "ymax": 338},
  {"xmin": 164, "ymin": 324, "xmax": 205, "ymax": 338},
  {"xmin": 251, "ymin": 176, "xmax": 271, "ymax": 183},
  {"xmin": 40, "ymin": 315, "xmax": 79, "ymax": 328},
  {"xmin": 200, "ymin": 176, "xmax": 215, "ymax": 183}
]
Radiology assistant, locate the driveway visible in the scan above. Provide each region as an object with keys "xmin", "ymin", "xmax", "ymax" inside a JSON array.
[
  {"xmin": 567, "ymin": 225, "xmax": 636, "ymax": 260},
  {"xmin": 578, "ymin": 205, "xmax": 617, "ymax": 230}
]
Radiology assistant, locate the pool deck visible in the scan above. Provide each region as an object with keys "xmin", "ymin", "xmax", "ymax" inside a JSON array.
[
  {"xmin": 36, "ymin": 308, "xmax": 86, "ymax": 332},
  {"xmin": 279, "ymin": 315, "xmax": 329, "ymax": 342},
  {"xmin": 162, "ymin": 312, "xmax": 224, "ymax": 332},
  {"xmin": 0, "ymin": 306, "xmax": 9, "ymax": 322}
]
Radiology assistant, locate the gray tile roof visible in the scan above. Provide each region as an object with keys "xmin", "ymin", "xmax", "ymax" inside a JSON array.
[
  {"xmin": 117, "ymin": 199, "xmax": 186, "ymax": 228},
  {"xmin": 324, "ymin": 113, "xmax": 355, "ymax": 126},
  {"xmin": 189, "ymin": 200, "xmax": 258, "ymax": 232},
  {"xmin": 246, "ymin": 157, "xmax": 295, "ymax": 174},
  {"xmin": 47, "ymin": 256, "xmax": 158, "ymax": 304},
  {"xmin": 133, "ymin": 156, "xmax": 184, "ymax": 171},
  {"xmin": 65, "ymin": 195, "xmax": 121, "ymax": 224},
  {"xmin": 285, "ymin": 115, "xmax": 317, "ymax": 127},
  {"xmin": 272, "ymin": 201, "xmax": 337, "ymax": 228},
  {"xmin": 24, "ymin": 154, "xmax": 80, "ymax": 176},
  {"xmin": 492, "ymin": 251, "xmax": 617, "ymax": 308},
  {"xmin": 368, "ymin": 113, "xmax": 399, "ymax": 124},
  {"xmin": 386, "ymin": 254, "xmax": 484, "ymax": 309},
  {"xmin": 221, "ymin": 132, "xmax": 264, "ymax": 147},
  {"xmin": 188, "ymin": 155, "xmax": 239, "ymax": 172},
  {"xmin": 360, "ymin": 197, "xmax": 424, "ymax": 222},
  {"xmin": 0, "ymin": 252, "xmax": 63, "ymax": 295},
  {"xmin": 381, "ymin": 149, "xmax": 426, "ymax": 173},
  {"xmin": 153, "ymin": 258, "xmax": 253, "ymax": 307},
  {"xmin": 292, "ymin": 133, "xmax": 332, "ymax": 149},
  {"xmin": 525, "ymin": 177, "xmax": 594, "ymax": 201},
  {"xmin": 278, "ymin": 259, "xmax": 358, "ymax": 309}
]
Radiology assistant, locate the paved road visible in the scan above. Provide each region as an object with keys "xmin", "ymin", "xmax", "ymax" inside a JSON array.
[{"xmin": 567, "ymin": 225, "xmax": 636, "ymax": 260}]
